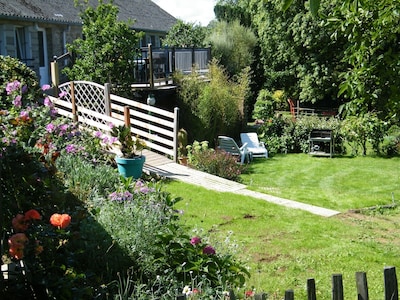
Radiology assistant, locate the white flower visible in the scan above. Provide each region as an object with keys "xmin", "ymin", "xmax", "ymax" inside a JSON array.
[{"xmin": 182, "ymin": 285, "xmax": 192, "ymax": 296}]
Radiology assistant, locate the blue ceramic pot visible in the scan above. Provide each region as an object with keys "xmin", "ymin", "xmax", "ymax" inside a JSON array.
[{"xmin": 115, "ymin": 156, "xmax": 145, "ymax": 179}]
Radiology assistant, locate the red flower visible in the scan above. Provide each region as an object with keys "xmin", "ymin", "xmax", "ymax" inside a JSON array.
[
  {"xmin": 190, "ymin": 236, "xmax": 201, "ymax": 245},
  {"xmin": 202, "ymin": 245, "xmax": 216, "ymax": 255},
  {"xmin": 50, "ymin": 213, "xmax": 71, "ymax": 229},
  {"xmin": 245, "ymin": 290, "xmax": 255, "ymax": 298},
  {"xmin": 24, "ymin": 209, "xmax": 41, "ymax": 221},
  {"xmin": 12, "ymin": 214, "xmax": 29, "ymax": 232},
  {"xmin": 8, "ymin": 233, "xmax": 28, "ymax": 260}
]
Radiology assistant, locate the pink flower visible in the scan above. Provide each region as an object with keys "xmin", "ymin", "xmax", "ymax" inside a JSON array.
[
  {"xmin": 46, "ymin": 123, "xmax": 56, "ymax": 133},
  {"xmin": 41, "ymin": 84, "xmax": 51, "ymax": 91},
  {"xmin": 190, "ymin": 236, "xmax": 202, "ymax": 245},
  {"xmin": 58, "ymin": 91, "xmax": 68, "ymax": 98},
  {"xmin": 6, "ymin": 80, "xmax": 20, "ymax": 95},
  {"xmin": 202, "ymin": 245, "xmax": 216, "ymax": 255},
  {"xmin": 13, "ymin": 95, "xmax": 22, "ymax": 107},
  {"xmin": 43, "ymin": 97, "xmax": 53, "ymax": 107}
]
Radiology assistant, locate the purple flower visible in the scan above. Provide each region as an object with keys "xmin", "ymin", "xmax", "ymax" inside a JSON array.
[
  {"xmin": 21, "ymin": 85, "xmax": 28, "ymax": 93},
  {"xmin": 108, "ymin": 191, "xmax": 133, "ymax": 202},
  {"xmin": 94, "ymin": 131, "xmax": 103, "ymax": 138},
  {"xmin": 13, "ymin": 95, "xmax": 22, "ymax": 107},
  {"xmin": 46, "ymin": 123, "xmax": 56, "ymax": 133},
  {"xmin": 190, "ymin": 236, "xmax": 202, "ymax": 246},
  {"xmin": 19, "ymin": 110, "xmax": 29, "ymax": 118},
  {"xmin": 6, "ymin": 80, "xmax": 20, "ymax": 95},
  {"xmin": 202, "ymin": 245, "xmax": 216, "ymax": 255},
  {"xmin": 65, "ymin": 144, "xmax": 77, "ymax": 153},
  {"xmin": 50, "ymin": 108, "xmax": 58, "ymax": 117},
  {"xmin": 41, "ymin": 84, "xmax": 51, "ymax": 91}
]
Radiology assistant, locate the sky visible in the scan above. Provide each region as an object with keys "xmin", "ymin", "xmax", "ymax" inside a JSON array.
[{"xmin": 152, "ymin": 0, "xmax": 216, "ymax": 26}]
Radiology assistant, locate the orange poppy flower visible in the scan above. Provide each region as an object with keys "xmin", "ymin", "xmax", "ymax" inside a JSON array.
[
  {"xmin": 24, "ymin": 209, "xmax": 41, "ymax": 221},
  {"xmin": 12, "ymin": 214, "xmax": 29, "ymax": 232},
  {"xmin": 50, "ymin": 213, "xmax": 71, "ymax": 229}
]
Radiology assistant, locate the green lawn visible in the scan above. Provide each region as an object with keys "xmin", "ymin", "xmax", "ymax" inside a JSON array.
[
  {"xmin": 242, "ymin": 154, "xmax": 400, "ymax": 211},
  {"xmin": 164, "ymin": 154, "xmax": 400, "ymax": 299}
]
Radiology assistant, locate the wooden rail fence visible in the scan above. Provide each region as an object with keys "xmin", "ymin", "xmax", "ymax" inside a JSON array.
[
  {"xmin": 174, "ymin": 266, "xmax": 398, "ymax": 300},
  {"xmin": 48, "ymin": 80, "xmax": 180, "ymax": 162}
]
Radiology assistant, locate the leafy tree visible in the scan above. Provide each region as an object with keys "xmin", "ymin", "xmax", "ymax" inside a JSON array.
[
  {"xmin": 214, "ymin": 0, "xmax": 251, "ymax": 26},
  {"xmin": 330, "ymin": 0, "xmax": 400, "ymax": 122},
  {"xmin": 162, "ymin": 20, "xmax": 207, "ymax": 48},
  {"xmin": 245, "ymin": 0, "xmax": 347, "ymax": 107},
  {"xmin": 63, "ymin": 0, "xmax": 142, "ymax": 87},
  {"xmin": 206, "ymin": 20, "xmax": 257, "ymax": 77}
]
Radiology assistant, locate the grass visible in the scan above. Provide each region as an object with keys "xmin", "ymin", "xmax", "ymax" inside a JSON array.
[
  {"xmin": 164, "ymin": 153, "xmax": 400, "ymax": 299},
  {"xmin": 242, "ymin": 154, "xmax": 400, "ymax": 211}
]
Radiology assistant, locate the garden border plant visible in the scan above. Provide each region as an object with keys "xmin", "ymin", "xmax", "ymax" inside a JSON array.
[{"xmin": 1, "ymin": 56, "xmax": 251, "ymax": 299}]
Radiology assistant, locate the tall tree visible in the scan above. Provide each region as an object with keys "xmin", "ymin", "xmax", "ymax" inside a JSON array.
[
  {"xmin": 64, "ymin": 0, "xmax": 142, "ymax": 87},
  {"xmin": 246, "ymin": 0, "xmax": 347, "ymax": 105},
  {"xmin": 206, "ymin": 20, "xmax": 257, "ymax": 77},
  {"xmin": 330, "ymin": 0, "xmax": 400, "ymax": 121},
  {"xmin": 162, "ymin": 20, "xmax": 207, "ymax": 48}
]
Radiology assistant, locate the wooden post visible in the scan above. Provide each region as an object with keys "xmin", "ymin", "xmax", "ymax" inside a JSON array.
[
  {"xmin": 332, "ymin": 274, "xmax": 344, "ymax": 300},
  {"xmin": 70, "ymin": 81, "xmax": 78, "ymax": 122},
  {"xmin": 148, "ymin": 43, "xmax": 154, "ymax": 89},
  {"xmin": 356, "ymin": 271, "xmax": 369, "ymax": 300},
  {"xmin": 50, "ymin": 61, "xmax": 59, "ymax": 97},
  {"xmin": 307, "ymin": 278, "xmax": 317, "ymax": 300},
  {"xmin": 254, "ymin": 293, "xmax": 267, "ymax": 300},
  {"xmin": 124, "ymin": 106, "xmax": 131, "ymax": 127},
  {"xmin": 104, "ymin": 83, "xmax": 112, "ymax": 117},
  {"xmin": 384, "ymin": 266, "xmax": 398, "ymax": 300},
  {"xmin": 228, "ymin": 290, "xmax": 236, "ymax": 300},
  {"xmin": 284, "ymin": 289, "xmax": 294, "ymax": 300},
  {"xmin": 173, "ymin": 107, "xmax": 179, "ymax": 162}
]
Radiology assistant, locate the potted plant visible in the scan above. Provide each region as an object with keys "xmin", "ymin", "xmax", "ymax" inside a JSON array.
[{"xmin": 110, "ymin": 124, "xmax": 146, "ymax": 178}]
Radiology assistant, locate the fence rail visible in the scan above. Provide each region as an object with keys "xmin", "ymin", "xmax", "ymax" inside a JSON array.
[{"xmin": 49, "ymin": 80, "xmax": 179, "ymax": 161}]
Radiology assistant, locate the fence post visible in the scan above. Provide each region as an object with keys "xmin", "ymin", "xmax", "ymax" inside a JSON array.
[
  {"xmin": 104, "ymin": 83, "xmax": 112, "ymax": 117},
  {"xmin": 384, "ymin": 266, "xmax": 398, "ymax": 300},
  {"xmin": 356, "ymin": 271, "xmax": 369, "ymax": 300},
  {"xmin": 284, "ymin": 289, "xmax": 294, "ymax": 300},
  {"xmin": 124, "ymin": 106, "xmax": 131, "ymax": 127},
  {"xmin": 307, "ymin": 278, "xmax": 316, "ymax": 300},
  {"xmin": 70, "ymin": 81, "xmax": 78, "ymax": 122},
  {"xmin": 50, "ymin": 60, "xmax": 59, "ymax": 97},
  {"xmin": 229, "ymin": 290, "xmax": 236, "ymax": 300},
  {"xmin": 332, "ymin": 274, "xmax": 344, "ymax": 300},
  {"xmin": 254, "ymin": 293, "xmax": 267, "ymax": 300},
  {"xmin": 173, "ymin": 107, "xmax": 179, "ymax": 162},
  {"xmin": 148, "ymin": 43, "xmax": 154, "ymax": 89}
]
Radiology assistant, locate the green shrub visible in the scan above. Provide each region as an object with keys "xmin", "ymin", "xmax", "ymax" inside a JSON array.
[
  {"xmin": 382, "ymin": 125, "xmax": 400, "ymax": 156},
  {"xmin": 258, "ymin": 114, "xmax": 345, "ymax": 155},
  {"xmin": 186, "ymin": 141, "xmax": 245, "ymax": 181},
  {"xmin": 252, "ymin": 89, "xmax": 275, "ymax": 121},
  {"xmin": 0, "ymin": 55, "xmax": 42, "ymax": 110},
  {"xmin": 341, "ymin": 112, "xmax": 387, "ymax": 155},
  {"xmin": 177, "ymin": 60, "xmax": 250, "ymax": 144}
]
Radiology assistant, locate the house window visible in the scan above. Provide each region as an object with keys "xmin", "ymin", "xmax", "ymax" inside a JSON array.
[
  {"xmin": 15, "ymin": 27, "xmax": 26, "ymax": 59},
  {"xmin": 38, "ymin": 31, "xmax": 45, "ymax": 67}
]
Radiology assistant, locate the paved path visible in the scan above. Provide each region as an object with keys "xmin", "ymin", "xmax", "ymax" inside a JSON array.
[{"xmin": 143, "ymin": 151, "xmax": 340, "ymax": 217}]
